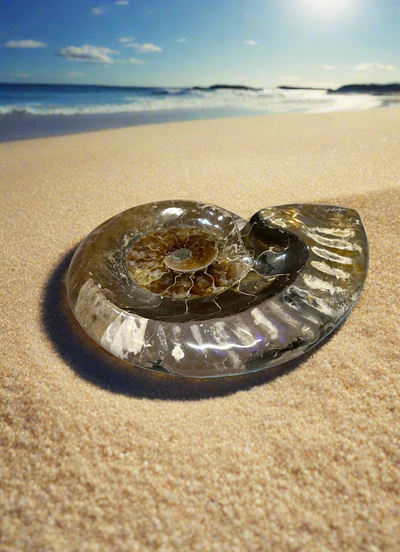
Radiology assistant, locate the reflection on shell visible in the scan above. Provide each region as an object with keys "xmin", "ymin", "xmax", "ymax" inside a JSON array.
[{"xmin": 67, "ymin": 200, "xmax": 369, "ymax": 378}]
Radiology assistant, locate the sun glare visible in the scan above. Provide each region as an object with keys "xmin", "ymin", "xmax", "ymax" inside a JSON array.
[{"xmin": 300, "ymin": 0, "xmax": 351, "ymax": 18}]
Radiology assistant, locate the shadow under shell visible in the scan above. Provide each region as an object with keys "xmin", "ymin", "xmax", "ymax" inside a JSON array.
[{"xmin": 67, "ymin": 200, "xmax": 368, "ymax": 378}]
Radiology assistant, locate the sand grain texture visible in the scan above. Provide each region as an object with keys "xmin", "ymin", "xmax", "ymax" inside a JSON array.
[{"xmin": 1, "ymin": 109, "xmax": 400, "ymax": 551}]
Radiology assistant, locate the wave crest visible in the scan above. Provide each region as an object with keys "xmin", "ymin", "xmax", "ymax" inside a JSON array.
[{"xmin": 0, "ymin": 88, "xmax": 384, "ymax": 117}]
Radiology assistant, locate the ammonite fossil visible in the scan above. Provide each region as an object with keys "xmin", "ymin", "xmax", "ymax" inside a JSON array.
[{"xmin": 67, "ymin": 200, "xmax": 368, "ymax": 378}]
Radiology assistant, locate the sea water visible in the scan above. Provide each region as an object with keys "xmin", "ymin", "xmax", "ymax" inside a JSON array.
[{"xmin": 0, "ymin": 83, "xmax": 386, "ymax": 141}]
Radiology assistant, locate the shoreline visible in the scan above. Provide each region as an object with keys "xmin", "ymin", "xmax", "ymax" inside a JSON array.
[
  {"xmin": 0, "ymin": 106, "xmax": 261, "ymax": 143},
  {"xmin": 1, "ymin": 97, "xmax": 399, "ymax": 143}
]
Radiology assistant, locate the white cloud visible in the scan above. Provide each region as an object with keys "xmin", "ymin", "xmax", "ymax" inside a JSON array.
[
  {"xmin": 6, "ymin": 39, "xmax": 47, "ymax": 48},
  {"xmin": 13, "ymin": 73, "xmax": 29, "ymax": 78},
  {"xmin": 117, "ymin": 58, "xmax": 144, "ymax": 64},
  {"xmin": 353, "ymin": 62, "xmax": 398, "ymax": 73},
  {"xmin": 114, "ymin": 0, "xmax": 129, "ymax": 4},
  {"xmin": 322, "ymin": 64, "xmax": 337, "ymax": 71},
  {"xmin": 119, "ymin": 37, "xmax": 134, "ymax": 43},
  {"xmin": 68, "ymin": 71, "xmax": 84, "ymax": 77},
  {"xmin": 177, "ymin": 38, "xmax": 186, "ymax": 43},
  {"xmin": 125, "ymin": 42, "xmax": 162, "ymax": 53},
  {"xmin": 243, "ymin": 40, "xmax": 258, "ymax": 46},
  {"xmin": 146, "ymin": 10, "xmax": 154, "ymax": 15},
  {"xmin": 56, "ymin": 45, "xmax": 119, "ymax": 63},
  {"xmin": 92, "ymin": 6, "xmax": 106, "ymax": 15}
]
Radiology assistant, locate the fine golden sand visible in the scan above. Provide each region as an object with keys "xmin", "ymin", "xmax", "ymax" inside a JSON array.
[{"xmin": 1, "ymin": 108, "xmax": 400, "ymax": 551}]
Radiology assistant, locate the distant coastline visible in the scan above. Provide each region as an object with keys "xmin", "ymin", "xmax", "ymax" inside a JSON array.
[
  {"xmin": 1, "ymin": 81, "xmax": 400, "ymax": 95},
  {"xmin": 181, "ymin": 83, "xmax": 400, "ymax": 95},
  {"xmin": 278, "ymin": 83, "xmax": 400, "ymax": 95},
  {"xmin": 192, "ymin": 84, "xmax": 262, "ymax": 91}
]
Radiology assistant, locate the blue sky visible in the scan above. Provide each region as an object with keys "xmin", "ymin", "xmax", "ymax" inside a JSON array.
[{"xmin": 1, "ymin": 0, "xmax": 400, "ymax": 87}]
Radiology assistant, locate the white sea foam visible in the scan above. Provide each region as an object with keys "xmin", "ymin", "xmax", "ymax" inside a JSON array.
[{"xmin": 0, "ymin": 88, "xmax": 385, "ymax": 116}]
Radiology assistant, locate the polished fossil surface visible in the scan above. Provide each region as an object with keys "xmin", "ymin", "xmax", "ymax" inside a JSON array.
[{"xmin": 67, "ymin": 200, "xmax": 368, "ymax": 378}]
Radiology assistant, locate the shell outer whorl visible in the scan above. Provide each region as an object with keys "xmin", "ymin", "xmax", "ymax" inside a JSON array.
[{"xmin": 67, "ymin": 201, "xmax": 369, "ymax": 378}]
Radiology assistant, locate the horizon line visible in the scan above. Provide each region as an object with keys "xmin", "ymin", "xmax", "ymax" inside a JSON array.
[{"xmin": 1, "ymin": 81, "xmax": 400, "ymax": 90}]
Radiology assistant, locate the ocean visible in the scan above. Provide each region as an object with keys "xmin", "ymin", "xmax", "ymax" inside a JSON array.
[{"xmin": 0, "ymin": 83, "xmax": 391, "ymax": 142}]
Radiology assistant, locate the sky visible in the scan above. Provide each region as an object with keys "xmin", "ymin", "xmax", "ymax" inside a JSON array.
[{"xmin": 0, "ymin": 0, "xmax": 400, "ymax": 88}]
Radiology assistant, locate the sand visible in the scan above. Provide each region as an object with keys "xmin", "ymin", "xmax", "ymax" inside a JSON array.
[{"xmin": 1, "ymin": 108, "xmax": 399, "ymax": 551}]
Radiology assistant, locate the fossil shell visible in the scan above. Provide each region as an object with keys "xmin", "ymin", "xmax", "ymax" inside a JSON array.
[{"xmin": 67, "ymin": 200, "xmax": 368, "ymax": 378}]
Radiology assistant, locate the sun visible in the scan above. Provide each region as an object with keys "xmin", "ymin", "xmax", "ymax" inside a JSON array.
[{"xmin": 300, "ymin": 0, "xmax": 352, "ymax": 18}]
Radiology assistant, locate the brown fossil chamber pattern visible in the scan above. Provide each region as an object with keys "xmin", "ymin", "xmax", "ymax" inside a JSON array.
[{"xmin": 66, "ymin": 200, "xmax": 369, "ymax": 378}]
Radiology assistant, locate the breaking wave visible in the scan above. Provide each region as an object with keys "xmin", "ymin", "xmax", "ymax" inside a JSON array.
[{"xmin": 0, "ymin": 86, "xmax": 384, "ymax": 116}]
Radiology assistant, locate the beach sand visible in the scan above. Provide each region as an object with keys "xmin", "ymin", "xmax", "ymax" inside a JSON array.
[{"xmin": 1, "ymin": 108, "xmax": 399, "ymax": 551}]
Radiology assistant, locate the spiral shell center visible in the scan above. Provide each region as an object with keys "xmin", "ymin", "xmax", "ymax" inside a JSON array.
[{"xmin": 125, "ymin": 226, "xmax": 249, "ymax": 299}]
